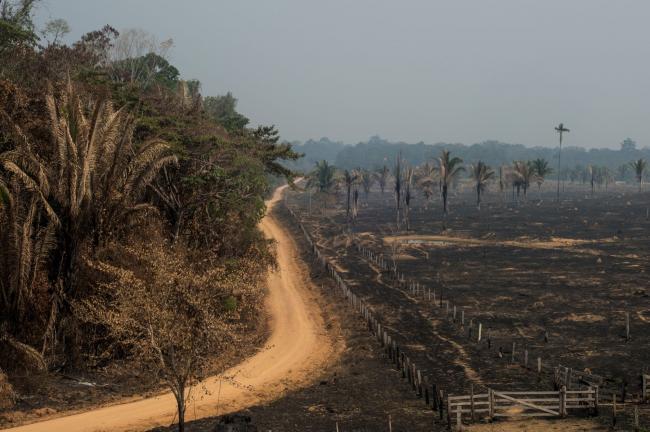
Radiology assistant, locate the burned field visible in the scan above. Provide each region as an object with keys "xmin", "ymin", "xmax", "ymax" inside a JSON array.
[{"xmin": 286, "ymin": 184, "xmax": 650, "ymax": 404}]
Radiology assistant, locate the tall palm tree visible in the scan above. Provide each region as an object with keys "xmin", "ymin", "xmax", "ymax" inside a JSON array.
[
  {"xmin": 470, "ymin": 161, "xmax": 494, "ymax": 210},
  {"xmin": 531, "ymin": 158, "xmax": 553, "ymax": 196},
  {"xmin": 404, "ymin": 166, "xmax": 414, "ymax": 230},
  {"xmin": 588, "ymin": 165, "xmax": 595, "ymax": 196},
  {"xmin": 0, "ymin": 80, "xmax": 176, "ymax": 356},
  {"xmin": 630, "ymin": 158, "xmax": 647, "ymax": 191},
  {"xmin": 375, "ymin": 165, "xmax": 390, "ymax": 195},
  {"xmin": 308, "ymin": 160, "xmax": 336, "ymax": 193},
  {"xmin": 342, "ymin": 169, "xmax": 358, "ymax": 220},
  {"xmin": 554, "ymin": 123, "xmax": 570, "ymax": 201},
  {"xmin": 415, "ymin": 162, "xmax": 437, "ymax": 206},
  {"xmin": 513, "ymin": 161, "xmax": 537, "ymax": 200},
  {"xmin": 393, "ymin": 154, "xmax": 403, "ymax": 229},
  {"xmin": 437, "ymin": 150, "xmax": 464, "ymax": 215}
]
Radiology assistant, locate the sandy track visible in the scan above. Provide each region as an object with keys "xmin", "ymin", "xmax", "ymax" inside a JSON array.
[{"xmin": 5, "ymin": 185, "xmax": 333, "ymax": 432}]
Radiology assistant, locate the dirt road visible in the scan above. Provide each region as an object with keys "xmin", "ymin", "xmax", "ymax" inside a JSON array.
[{"xmin": 5, "ymin": 185, "xmax": 333, "ymax": 432}]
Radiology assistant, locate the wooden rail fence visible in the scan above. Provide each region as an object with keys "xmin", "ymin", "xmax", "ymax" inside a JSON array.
[{"xmin": 448, "ymin": 387, "xmax": 597, "ymax": 428}]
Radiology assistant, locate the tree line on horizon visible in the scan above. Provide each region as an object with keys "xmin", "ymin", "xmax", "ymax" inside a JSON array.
[{"xmin": 288, "ymin": 136, "xmax": 650, "ymax": 184}]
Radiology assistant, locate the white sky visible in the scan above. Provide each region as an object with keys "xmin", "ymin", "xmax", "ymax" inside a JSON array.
[{"xmin": 35, "ymin": 0, "xmax": 650, "ymax": 148}]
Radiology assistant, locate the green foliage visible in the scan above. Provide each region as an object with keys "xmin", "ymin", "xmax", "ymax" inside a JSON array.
[
  {"xmin": 0, "ymin": 19, "xmax": 299, "ymax": 375},
  {"xmin": 631, "ymin": 158, "xmax": 647, "ymax": 189},
  {"xmin": 307, "ymin": 160, "xmax": 337, "ymax": 193},
  {"xmin": 111, "ymin": 52, "xmax": 180, "ymax": 90},
  {"xmin": 204, "ymin": 93, "xmax": 250, "ymax": 132},
  {"xmin": 0, "ymin": 0, "xmax": 39, "ymax": 56},
  {"xmin": 223, "ymin": 295, "xmax": 238, "ymax": 312},
  {"xmin": 295, "ymin": 136, "xmax": 650, "ymax": 174},
  {"xmin": 438, "ymin": 150, "xmax": 464, "ymax": 214}
]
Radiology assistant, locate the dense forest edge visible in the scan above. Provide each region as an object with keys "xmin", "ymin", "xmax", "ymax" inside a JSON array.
[{"xmin": 0, "ymin": 2, "xmax": 300, "ymax": 430}]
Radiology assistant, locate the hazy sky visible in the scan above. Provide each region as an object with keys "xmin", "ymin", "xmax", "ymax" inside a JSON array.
[{"xmin": 35, "ymin": 1, "xmax": 650, "ymax": 148}]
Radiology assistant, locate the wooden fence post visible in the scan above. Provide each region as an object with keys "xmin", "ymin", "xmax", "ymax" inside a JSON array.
[
  {"xmin": 439, "ymin": 389, "xmax": 445, "ymax": 420},
  {"xmin": 524, "ymin": 349, "xmax": 528, "ymax": 368},
  {"xmin": 432, "ymin": 383, "xmax": 439, "ymax": 411},
  {"xmin": 612, "ymin": 392, "xmax": 617, "ymax": 426},
  {"xmin": 634, "ymin": 405, "xmax": 639, "ymax": 431},
  {"xmin": 477, "ymin": 323, "xmax": 482, "ymax": 342},
  {"xmin": 537, "ymin": 357, "xmax": 542, "ymax": 374},
  {"xmin": 488, "ymin": 389, "xmax": 494, "ymax": 418},
  {"xmin": 447, "ymin": 396, "xmax": 451, "ymax": 430},
  {"xmin": 560, "ymin": 386, "xmax": 567, "ymax": 417},
  {"xmin": 470, "ymin": 384, "xmax": 475, "ymax": 421},
  {"xmin": 424, "ymin": 377, "xmax": 430, "ymax": 406}
]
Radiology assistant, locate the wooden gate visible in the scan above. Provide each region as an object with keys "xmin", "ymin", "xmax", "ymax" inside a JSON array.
[{"xmin": 447, "ymin": 387, "xmax": 597, "ymax": 429}]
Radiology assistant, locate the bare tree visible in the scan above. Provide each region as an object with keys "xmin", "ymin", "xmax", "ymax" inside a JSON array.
[
  {"xmin": 108, "ymin": 28, "xmax": 174, "ymax": 88},
  {"xmin": 42, "ymin": 18, "xmax": 70, "ymax": 46},
  {"xmin": 77, "ymin": 244, "xmax": 255, "ymax": 432},
  {"xmin": 554, "ymin": 123, "xmax": 570, "ymax": 201}
]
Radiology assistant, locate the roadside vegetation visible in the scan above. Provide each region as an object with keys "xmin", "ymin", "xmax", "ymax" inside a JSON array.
[{"xmin": 0, "ymin": 2, "xmax": 298, "ymax": 430}]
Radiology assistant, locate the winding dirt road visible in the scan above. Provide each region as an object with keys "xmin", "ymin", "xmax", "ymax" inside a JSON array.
[{"xmin": 5, "ymin": 185, "xmax": 333, "ymax": 432}]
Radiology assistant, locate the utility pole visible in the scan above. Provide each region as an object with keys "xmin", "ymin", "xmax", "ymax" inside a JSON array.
[{"xmin": 555, "ymin": 123, "xmax": 570, "ymax": 202}]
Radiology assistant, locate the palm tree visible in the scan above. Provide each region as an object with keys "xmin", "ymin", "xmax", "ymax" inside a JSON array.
[
  {"xmin": 0, "ymin": 81, "xmax": 176, "ymax": 356},
  {"xmin": 630, "ymin": 158, "xmax": 647, "ymax": 191},
  {"xmin": 375, "ymin": 165, "xmax": 390, "ymax": 195},
  {"xmin": 531, "ymin": 158, "xmax": 553, "ymax": 196},
  {"xmin": 513, "ymin": 161, "xmax": 537, "ymax": 200},
  {"xmin": 437, "ymin": 150, "xmax": 464, "ymax": 215},
  {"xmin": 393, "ymin": 154, "xmax": 403, "ymax": 229},
  {"xmin": 360, "ymin": 169, "xmax": 374, "ymax": 199},
  {"xmin": 308, "ymin": 160, "xmax": 336, "ymax": 193},
  {"xmin": 342, "ymin": 169, "xmax": 358, "ymax": 220},
  {"xmin": 470, "ymin": 161, "xmax": 494, "ymax": 210},
  {"xmin": 415, "ymin": 162, "xmax": 437, "ymax": 207},
  {"xmin": 404, "ymin": 166, "xmax": 414, "ymax": 230}
]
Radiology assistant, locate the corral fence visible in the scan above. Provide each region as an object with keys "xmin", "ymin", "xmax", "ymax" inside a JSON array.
[{"xmin": 447, "ymin": 386, "xmax": 596, "ymax": 428}]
